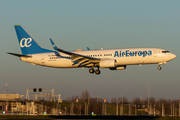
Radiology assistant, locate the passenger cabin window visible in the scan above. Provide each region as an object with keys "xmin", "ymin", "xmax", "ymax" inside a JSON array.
[
  {"xmin": 104, "ymin": 54, "xmax": 112, "ymax": 56},
  {"xmin": 162, "ymin": 51, "xmax": 170, "ymax": 53}
]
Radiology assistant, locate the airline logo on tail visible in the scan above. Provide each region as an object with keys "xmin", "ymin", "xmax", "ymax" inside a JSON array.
[{"xmin": 20, "ymin": 38, "xmax": 32, "ymax": 48}]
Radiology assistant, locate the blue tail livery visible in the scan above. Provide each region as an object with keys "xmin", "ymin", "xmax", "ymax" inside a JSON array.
[{"xmin": 14, "ymin": 25, "xmax": 53, "ymax": 55}]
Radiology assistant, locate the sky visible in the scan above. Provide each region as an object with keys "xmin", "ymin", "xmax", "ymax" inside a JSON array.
[{"xmin": 0, "ymin": 0, "xmax": 180, "ymax": 102}]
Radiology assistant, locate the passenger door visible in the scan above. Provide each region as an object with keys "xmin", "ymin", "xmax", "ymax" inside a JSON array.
[
  {"xmin": 41, "ymin": 55, "xmax": 45, "ymax": 64},
  {"xmin": 153, "ymin": 50, "xmax": 157, "ymax": 57}
]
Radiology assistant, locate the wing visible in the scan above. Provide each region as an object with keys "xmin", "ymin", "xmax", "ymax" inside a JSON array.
[{"xmin": 49, "ymin": 38, "xmax": 100, "ymax": 67}]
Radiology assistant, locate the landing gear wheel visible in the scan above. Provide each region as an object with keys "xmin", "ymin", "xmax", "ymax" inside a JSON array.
[
  {"xmin": 95, "ymin": 69, "xmax": 101, "ymax": 75},
  {"xmin": 158, "ymin": 66, "xmax": 161, "ymax": 70},
  {"xmin": 89, "ymin": 68, "xmax": 94, "ymax": 74}
]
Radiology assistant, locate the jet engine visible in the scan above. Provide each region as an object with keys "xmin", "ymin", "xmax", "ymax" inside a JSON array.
[{"xmin": 99, "ymin": 59, "xmax": 117, "ymax": 68}]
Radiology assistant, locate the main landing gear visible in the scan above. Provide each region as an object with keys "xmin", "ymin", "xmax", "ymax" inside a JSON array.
[{"xmin": 89, "ymin": 67, "xmax": 101, "ymax": 75}]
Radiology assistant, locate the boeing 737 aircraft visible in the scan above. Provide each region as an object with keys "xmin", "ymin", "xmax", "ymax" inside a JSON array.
[{"xmin": 8, "ymin": 25, "xmax": 176, "ymax": 75}]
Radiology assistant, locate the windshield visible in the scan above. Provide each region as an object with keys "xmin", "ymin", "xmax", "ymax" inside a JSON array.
[{"xmin": 162, "ymin": 51, "xmax": 170, "ymax": 53}]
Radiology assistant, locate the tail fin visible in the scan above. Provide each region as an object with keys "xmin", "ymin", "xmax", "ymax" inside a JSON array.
[{"xmin": 14, "ymin": 25, "xmax": 52, "ymax": 55}]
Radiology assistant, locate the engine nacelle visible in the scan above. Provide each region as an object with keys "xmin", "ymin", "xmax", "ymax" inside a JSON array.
[
  {"xmin": 109, "ymin": 65, "xmax": 126, "ymax": 70},
  {"xmin": 99, "ymin": 59, "xmax": 117, "ymax": 68}
]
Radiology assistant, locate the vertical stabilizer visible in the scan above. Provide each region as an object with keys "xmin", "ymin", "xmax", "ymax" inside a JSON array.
[{"xmin": 14, "ymin": 25, "xmax": 52, "ymax": 55}]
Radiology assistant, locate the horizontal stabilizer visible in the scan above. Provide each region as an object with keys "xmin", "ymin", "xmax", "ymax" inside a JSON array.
[{"xmin": 7, "ymin": 52, "xmax": 32, "ymax": 57}]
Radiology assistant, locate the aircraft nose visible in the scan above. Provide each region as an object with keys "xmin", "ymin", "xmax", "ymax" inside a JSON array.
[{"xmin": 171, "ymin": 53, "xmax": 176, "ymax": 59}]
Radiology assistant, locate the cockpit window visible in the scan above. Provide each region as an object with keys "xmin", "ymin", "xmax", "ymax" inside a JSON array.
[{"xmin": 162, "ymin": 51, "xmax": 170, "ymax": 53}]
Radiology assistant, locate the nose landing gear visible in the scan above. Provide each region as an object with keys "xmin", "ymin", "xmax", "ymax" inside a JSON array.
[{"xmin": 158, "ymin": 66, "xmax": 161, "ymax": 70}]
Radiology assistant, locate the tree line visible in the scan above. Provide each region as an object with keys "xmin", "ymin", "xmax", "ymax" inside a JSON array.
[{"xmin": 66, "ymin": 90, "xmax": 180, "ymax": 115}]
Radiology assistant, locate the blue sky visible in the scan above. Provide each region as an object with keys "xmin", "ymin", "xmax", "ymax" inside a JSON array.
[{"xmin": 0, "ymin": 0, "xmax": 180, "ymax": 101}]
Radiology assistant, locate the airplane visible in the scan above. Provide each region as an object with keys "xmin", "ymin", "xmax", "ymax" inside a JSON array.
[{"xmin": 7, "ymin": 25, "xmax": 176, "ymax": 75}]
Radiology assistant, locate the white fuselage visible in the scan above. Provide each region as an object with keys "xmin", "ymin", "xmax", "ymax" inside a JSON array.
[{"xmin": 20, "ymin": 48, "xmax": 176, "ymax": 68}]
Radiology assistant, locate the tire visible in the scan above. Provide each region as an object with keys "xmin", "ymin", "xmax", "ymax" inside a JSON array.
[
  {"xmin": 158, "ymin": 66, "xmax": 161, "ymax": 70},
  {"xmin": 89, "ymin": 68, "xmax": 94, "ymax": 73},
  {"xmin": 95, "ymin": 70, "xmax": 101, "ymax": 75}
]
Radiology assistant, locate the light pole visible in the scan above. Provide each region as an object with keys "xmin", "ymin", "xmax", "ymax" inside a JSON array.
[
  {"xmin": 148, "ymin": 79, "xmax": 150, "ymax": 115},
  {"xmin": 121, "ymin": 94, "xmax": 123, "ymax": 116},
  {"xmin": 2, "ymin": 87, "xmax": 4, "ymax": 111},
  {"xmin": 6, "ymin": 83, "xmax": 7, "ymax": 115},
  {"xmin": 122, "ymin": 94, "xmax": 123, "ymax": 104},
  {"xmin": 13, "ymin": 79, "xmax": 16, "ymax": 94},
  {"xmin": 81, "ymin": 83, "xmax": 86, "ymax": 102},
  {"xmin": 141, "ymin": 86, "xmax": 144, "ymax": 105},
  {"xmin": 115, "ymin": 85, "xmax": 118, "ymax": 116}
]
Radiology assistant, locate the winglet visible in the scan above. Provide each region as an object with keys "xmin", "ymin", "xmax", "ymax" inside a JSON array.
[
  {"xmin": 49, "ymin": 38, "xmax": 60, "ymax": 51},
  {"xmin": 14, "ymin": 24, "xmax": 21, "ymax": 26}
]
